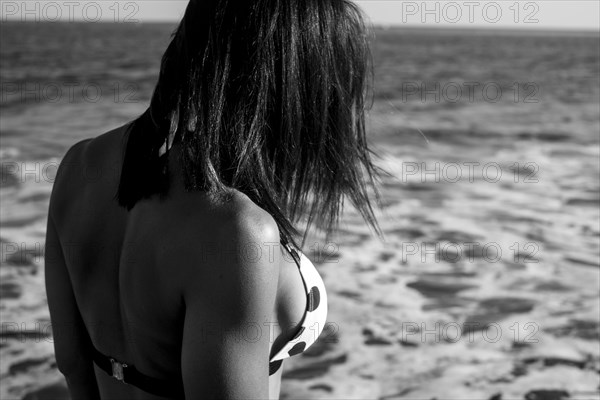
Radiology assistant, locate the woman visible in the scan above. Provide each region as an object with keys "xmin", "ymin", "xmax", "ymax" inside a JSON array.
[{"xmin": 45, "ymin": 0, "xmax": 382, "ymax": 398}]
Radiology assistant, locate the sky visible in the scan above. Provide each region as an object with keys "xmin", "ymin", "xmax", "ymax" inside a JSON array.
[{"xmin": 1, "ymin": 0, "xmax": 599, "ymax": 31}]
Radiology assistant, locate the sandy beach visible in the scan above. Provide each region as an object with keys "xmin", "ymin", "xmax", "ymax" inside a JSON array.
[{"xmin": 1, "ymin": 23, "xmax": 599, "ymax": 399}]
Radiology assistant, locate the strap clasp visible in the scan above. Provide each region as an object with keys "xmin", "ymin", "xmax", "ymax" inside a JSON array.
[{"xmin": 110, "ymin": 358, "xmax": 128, "ymax": 383}]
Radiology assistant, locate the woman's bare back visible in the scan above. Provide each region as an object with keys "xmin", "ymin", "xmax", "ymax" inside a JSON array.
[{"xmin": 47, "ymin": 125, "xmax": 307, "ymax": 399}]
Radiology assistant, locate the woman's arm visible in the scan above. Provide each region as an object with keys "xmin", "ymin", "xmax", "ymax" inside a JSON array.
[
  {"xmin": 45, "ymin": 142, "xmax": 100, "ymax": 399},
  {"xmin": 179, "ymin": 204, "xmax": 281, "ymax": 399}
]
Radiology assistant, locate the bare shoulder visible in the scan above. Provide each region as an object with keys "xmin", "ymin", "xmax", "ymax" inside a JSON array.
[
  {"xmin": 48, "ymin": 137, "xmax": 91, "ymax": 220},
  {"xmin": 178, "ymin": 192, "xmax": 282, "ymax": 396},
  {"xmin": 49, "ymin": 124, "xmax": 128, "ymax": 221},
  {"xmin": 170, "ymin": 189, "xmax": 281, "ymax": 250},
  {"xmin": 62, "ymin": 124, "xmax": 127, "ymax": 172},
  {"xmin": 217, "ymin": 190, "xmax": 281, "ymax": 245},
  {"xmin": 55, "ymin": 124, "xmax": 127, "ymax": 175},
  {"xmin": 172, "ymin": 190, "xmax": 282, "ymax": 311}
]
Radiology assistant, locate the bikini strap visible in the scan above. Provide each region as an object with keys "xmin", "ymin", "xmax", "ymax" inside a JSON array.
[
  {"xmin": 279, "ymin": 237, "xmax": 301, "ymax": 266},
  {"xmin": 91, "ymin": 346, "xmax": 184, "ymax": 397}
]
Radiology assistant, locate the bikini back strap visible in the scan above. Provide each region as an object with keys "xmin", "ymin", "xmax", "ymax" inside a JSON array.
[
  {"xmin": 279, "ymin": 237, "xmax": 301, "ymax": 266},
  {"xmin": 92, "ymin": 346, "xmax": 185, "ymax": 397}
]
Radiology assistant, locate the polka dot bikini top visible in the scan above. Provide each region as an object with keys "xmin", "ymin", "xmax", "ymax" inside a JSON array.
[{"xmin": 268, "ymin": 241, "xmax": 328, "ymax": 375}]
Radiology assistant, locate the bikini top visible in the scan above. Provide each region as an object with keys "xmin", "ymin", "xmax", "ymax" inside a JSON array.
[
  {"xmin": 92, "ymin": 239, "xmax": 328, "ymax": 396},
  {"xmin": 268, "ymin": 240, "xmax": 329, "ymax": 375}
]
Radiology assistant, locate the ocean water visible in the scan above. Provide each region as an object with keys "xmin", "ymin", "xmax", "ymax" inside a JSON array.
[{"xmin": 1, "ymin": 22, "xmax": 599, "ymax": 399}]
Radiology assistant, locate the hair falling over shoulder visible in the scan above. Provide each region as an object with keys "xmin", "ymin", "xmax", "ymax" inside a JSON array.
[{"xmin": 117, "ymin": 0, "xmax": 384, "ymax": 248}]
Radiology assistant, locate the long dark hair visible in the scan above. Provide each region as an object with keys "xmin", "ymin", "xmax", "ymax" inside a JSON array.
[{"xmin": 117, "ymin": 0, "xmax": 383, "ymax": 247}]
